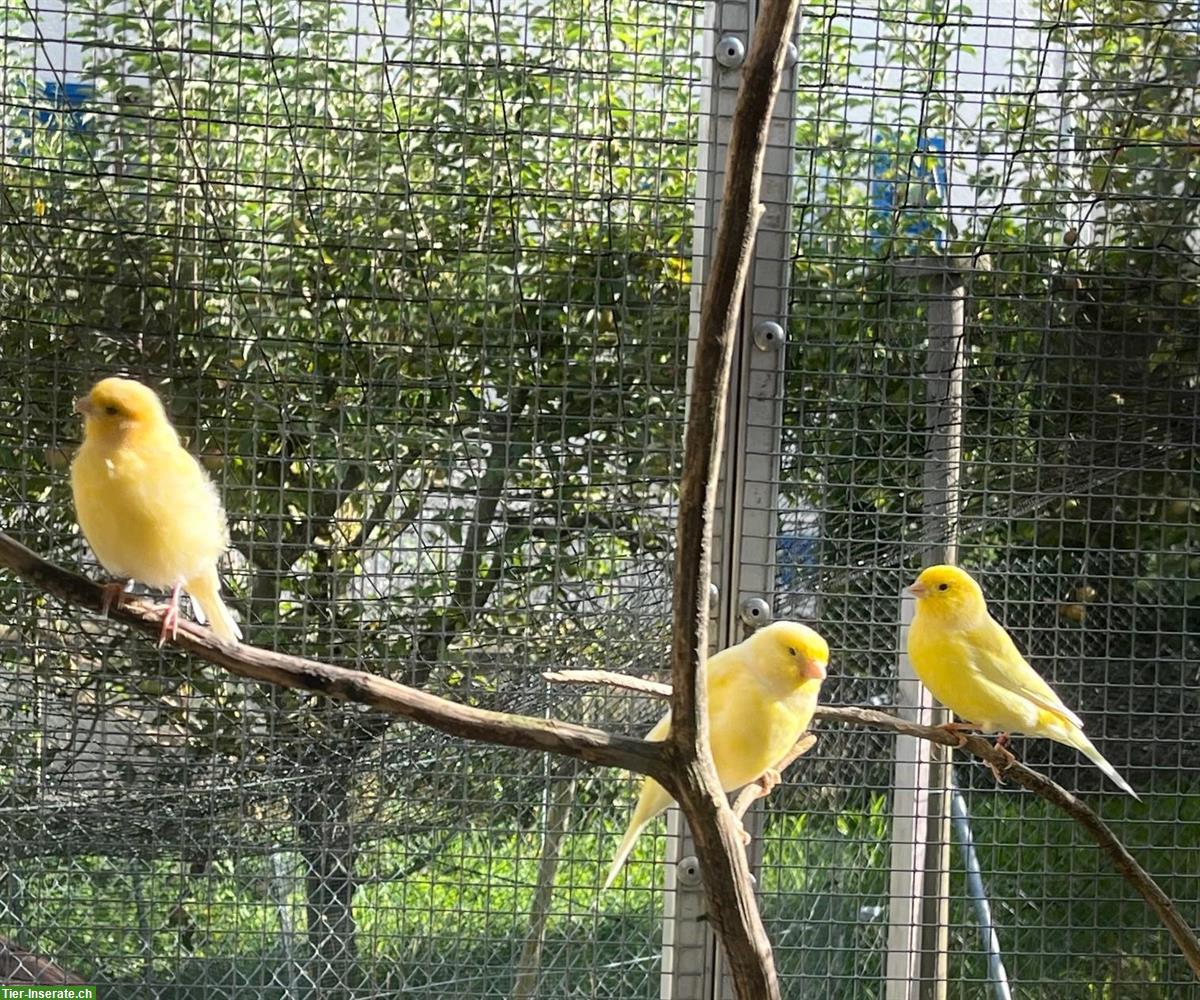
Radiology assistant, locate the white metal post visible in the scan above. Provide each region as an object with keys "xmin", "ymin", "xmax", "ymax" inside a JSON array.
[
  {"xmin": 887, "ymin": 259, "xmax": 969, "ymax": 1000},
  {"xmin": 664, "ymin": 0, "xmax": 800, "ymax": 996},
  {"xmin": 662, "ymin": 0, "xmax": 749, "ymax": 990}
]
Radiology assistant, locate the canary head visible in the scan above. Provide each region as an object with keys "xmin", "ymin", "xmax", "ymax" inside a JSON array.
[
  {"xmin": 75, "ymin": 377, "xmax": 170, "ymax": 440},
  {"xmin": 907, "ymin": 564, "xmax": 987, "ymax": 621},
  {"xmin": 749, "ymin": 620, "xmax": 829, "ymax": 683}
]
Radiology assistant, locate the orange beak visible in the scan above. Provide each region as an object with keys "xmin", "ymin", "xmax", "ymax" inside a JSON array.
[
  {"xmin": 907, "ymin": 582, "xmax": 928, "ymax": 599},
  {"xmin": 806, "ymin": 657, "xmax": 827, "ymax": 682},
  {"xmin": 74, "ymin": 397, "xmax": 95, "ymax": 416}
]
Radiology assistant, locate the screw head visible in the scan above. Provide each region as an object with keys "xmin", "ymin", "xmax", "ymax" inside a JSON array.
[
  {"xmin": 739, "ymin": 597, "xmax": 772, "ymax": 629},
  {"xmin": 753, "ymin": 321, "xmax": 786, "ymax": 351},
  {"xmin": 677, "ymin": 855, "xmax": 702, "ymax": 887},
  {"xmin": 715, "ymin": 36, "xmax": 745, "ymax": 69}
]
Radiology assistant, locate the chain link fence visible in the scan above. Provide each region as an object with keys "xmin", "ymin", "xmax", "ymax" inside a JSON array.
[{"xmin": 0, "ymin": 0, "xmax": 1196, "ymax": 997}]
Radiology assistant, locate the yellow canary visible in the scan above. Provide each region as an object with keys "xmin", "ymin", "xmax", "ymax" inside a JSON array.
[
  {"xmin": 604, "ymin": 620, "xmax": 829, "ymax": 889},
  {"xmin": 70, "ymin": 377, "xmax": 242, "ymax": 644},
  {"xmin": 907, "ymin": 564, "xmax": 1136, "ymax": 798}
]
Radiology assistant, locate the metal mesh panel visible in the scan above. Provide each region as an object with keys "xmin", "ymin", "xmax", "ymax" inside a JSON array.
[
  {"xmin": 1, "ymin": 0, "xmax": 699, "ymax": 995},
  {"xmin": 0, "ymin": 0, "xmax": 1197, "ymax": 998},
  {"xmin": 756, "ymin": 2, "xmax": 1198, "ymax": 997}
]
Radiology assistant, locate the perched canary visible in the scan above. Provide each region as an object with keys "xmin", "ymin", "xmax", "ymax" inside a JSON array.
[
  {"xmin": 604, "ymin": 620, "xmax": 829, "ymax": 889},
  {"xmin": 70, "ymin": 377, "xmax": 242, "ymax": 645},
  {"xmin": 906, "ymin": 564, "xmax": 1136, "ymax": 798}
]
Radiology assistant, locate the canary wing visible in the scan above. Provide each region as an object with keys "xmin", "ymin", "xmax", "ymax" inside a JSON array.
[
  {"xmin": 966, "ymin": 614, "xmax": 1083, "ymax": 729},
  {"xmin": 706, "ymin": 646, "xmax": 804, "ymax": 792},
  {"xmin": 603, "ymin": 646, "xmax": 749, "ymax": 889}
]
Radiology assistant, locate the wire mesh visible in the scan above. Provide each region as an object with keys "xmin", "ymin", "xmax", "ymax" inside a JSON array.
[{"xmin": 0, "ymin": 0, "xmax": 1196, "ymax": 998}]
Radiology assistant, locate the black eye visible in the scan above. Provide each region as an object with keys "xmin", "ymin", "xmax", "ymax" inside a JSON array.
[
  {"xmin": 938, "ymin": 583, "xmax": 949, "ymax": 591},
  {"xmin": 104, "ymin": 405, "xmax": 119, "ymax": 416},
  {"xmin": 788, "ymin": 646, "xmax": 797, "ymax": 656}
]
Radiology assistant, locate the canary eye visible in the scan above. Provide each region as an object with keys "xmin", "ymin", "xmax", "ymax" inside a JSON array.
[
  {"xmin": 938, "ymin": 583, "xmax": 949, "ymax": 591},
  {"xmin": 788, "ymin": 646, "xmax": 797, "ymax": 656},
  {"xmin": 104, "ymin": 404, "xmax": 119, "ymax": 416}
]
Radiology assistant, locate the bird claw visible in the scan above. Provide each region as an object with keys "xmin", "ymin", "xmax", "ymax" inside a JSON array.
[
  {"xmin": 756, "ymin": 768, "xmax": 782, "ymax": 797},
  {"xmin": 99, "ymin": 580, "xmax": 130, "ymax": 618},
  {"xmin": 155, "ymin": 581, "xmax": 184, "ymax": 647},
  {"xmin": 736, "ymin": 821, "xmax": 752, "ymax": 847},
  {"xmin": 987, "ymin": 734, "xmax": 1017, "ymax": 784},
  {"xmin": 156, "ymin": 604, "xmax": 180, "ymax": 647},
  {"xmin": 937, "ymin": 721, "xmax": 975, "ymax": 749}
]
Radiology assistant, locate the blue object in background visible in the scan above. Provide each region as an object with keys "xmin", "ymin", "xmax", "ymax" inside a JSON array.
[
  {"xmin": 868, "ymin": 131, "xmax": 949, "ymax": 252},
  {"xmin": 776, "ymin": 533, "xmax": 818, "ymax": 588},
  {"xmin": 11, "ymin": 79, "xmax": 94, "ymax": 157},
  {"xmin": 35, "ymin": 79, "xmax": 94, "ymax": 133},
  {"xmin": 951, "ymin": 777, "xmax": 1013, "ymax": 1000}
]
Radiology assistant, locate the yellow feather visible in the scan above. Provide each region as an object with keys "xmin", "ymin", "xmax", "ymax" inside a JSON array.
[
  {"xmin": 907, "ymin": 565, "xmax": 1136, "ymax": 798},
  {"xmin": 603, "ymin": 621, "xmax": 828, "ymax": 889},
  {"xmin": 70, "ymin": 377, "xmax": 242, "ymax": 644}
]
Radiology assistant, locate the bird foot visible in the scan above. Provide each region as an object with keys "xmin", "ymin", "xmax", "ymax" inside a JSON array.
[
  {"xmin": 936, "ymin": 721, "xmax": 975, "ymax": 748},
  {"xmin": 756, "ymin": 768, "xmax": 782, "ymax": 797},
  {"xmin": 156, "ymin": 604, "xmax": 180, "ymax": 647},
  {"xmin": 987, "ymin": 734, "xmax": 1017, "ymax": 784},
  {"xmin": 99, "ymin": 580, "xmax": 130, "ymax": 617},
  {"xmin": 155, "ymin": 581, "xmax": 184, "ymax": 647}
]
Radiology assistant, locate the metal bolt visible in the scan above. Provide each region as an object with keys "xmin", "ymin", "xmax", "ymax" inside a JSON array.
[
  {"xmin": 753, "ymin": 321, "xmax": 786, "ymax": 351},
  {"xmin": 739, "ymin": 597, "xmax": 771, "ymax": 628},
  {"xmin": 784, "ymin": 42, "xmax": 798, "ymax": 69},
  {"xmin": 715, "ymin": 36, "xmax": 745, "ymax": 69},
  {"xmin": 677, "ymin": 855, "xmax": 703, "ymax": 887},
  {"xmin": 709, "ymin": 582, "xmax": 719, "ymax": 612}
]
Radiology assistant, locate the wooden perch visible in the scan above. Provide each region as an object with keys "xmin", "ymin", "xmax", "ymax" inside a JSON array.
[
  {"xmin": 543, "ymin": 667, "xmax": 1200, "ymax": 978},
  {"xmin": 658, "ymin": 0, "xmax": 803, "ymax": 995},
  {"xmin": 0, "ymin": 531, "xmax": 666, "ymax": 782}
]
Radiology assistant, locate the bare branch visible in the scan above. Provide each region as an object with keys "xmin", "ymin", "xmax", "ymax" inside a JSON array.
[
  {"xmin": 0, "ymin": 531, "xmax": 666, "ymax": 781},
  {"xmin": 542, "ymin": 668, "xmax": 671, "ymax": 699},
  {"xmin": 731, "ymin": 734, "xmax": 817, "ymax": 821},
  {"xmin": 543, "ymin": 668, "xmax": 1200, "ymax": 978},
  {"xmin": 662, "ymin": 0, "xmax": 803, "ymax": 995}
]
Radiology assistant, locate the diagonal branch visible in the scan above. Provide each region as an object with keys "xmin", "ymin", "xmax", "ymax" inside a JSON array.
[
  {"xmin": 543, "ymin": 667, "xmax": 1200, "ymax": 979},
  {"xmin": 661, "ymin": 0, "xmax": 802, "ymax": 995},
  {"xmin": 0, "ymin": 531, "xmax": 665, "ymax": 781}
]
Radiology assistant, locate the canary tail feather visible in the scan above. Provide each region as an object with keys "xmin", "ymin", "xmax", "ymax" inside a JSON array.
[
  {"xmin": 1067, "ymin": 728, "xmax": 1139, "ymax": 800},
  {"xmin": 186, "ymin": 568, "xmax": 242, "ymax": 644},
  {"xmin": 603, "ymin": 779, "xmax": 672, "ymax": 890}
]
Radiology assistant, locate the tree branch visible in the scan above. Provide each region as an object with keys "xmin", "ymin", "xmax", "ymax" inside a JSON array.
[
  {"xmin": 663, "ymin": 0, "xmax": 802, "ymax": 995},
  {"xmin": 543, "ymin": 667, "xmax": 1200, "ymax": 978},
  {"xmin": 0, "ymin": 531, "xmax": 666, "ymax": 781},
  {"xmin": 731, "ymin": 734, "xmax": 817, "ymax": 821}
]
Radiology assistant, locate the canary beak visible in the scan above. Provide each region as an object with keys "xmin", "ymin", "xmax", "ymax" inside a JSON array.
[
  {"xmin": 74, "ymin": 397, "xmax": 95, "ymax": 417},
  {"xmin": 806, "ymin": 658, "xmax": 827, "ymax": 682},
  {"xmin": 907, "ymin": 582, "xmax": 928, "ymax": 599}
]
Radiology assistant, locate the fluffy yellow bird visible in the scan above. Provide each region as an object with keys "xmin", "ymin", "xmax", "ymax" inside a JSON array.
[
  {"xmin": 70, "ymin": 377, "xmax": 242, "ymax": 645},
  {"xmin": 907, "ymin": 564, "xmax": 1137, "ymax": 798},
  {"xmin": 604, "ymin": 620, "xmax": 829, "ymax": 889}
]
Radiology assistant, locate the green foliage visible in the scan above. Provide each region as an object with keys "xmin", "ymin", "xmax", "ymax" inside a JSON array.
[
  {"xmin": 0, "ymin": 0, "xmax": 697, "ymax": 992},
  {"xmin": 1, "ymin": 0, "xmax": 1198, "ymax": 993},
  {"xmin": 785, "ymin": 0, "xmax": 1199, "ymax": 762},
  {"xmin": 949, "ymin": 791, "xmax": 1200, "ymax": 997},
  {"xmin": 0, "ymin": 0, "xmax": 697, "ymax": 804}
]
